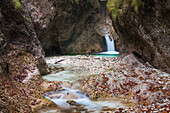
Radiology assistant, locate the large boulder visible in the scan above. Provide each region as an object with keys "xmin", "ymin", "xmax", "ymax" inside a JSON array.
[{"xmin": 108, "ymin": 0, "xmax": 170, "ymax": 73}]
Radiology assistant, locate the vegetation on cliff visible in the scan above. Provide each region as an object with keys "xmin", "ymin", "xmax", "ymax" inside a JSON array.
[
  {"xmin": 107, "ymin": 0, "xmax": 143, "ymax": 21},
  {"xmin": 14, "ymin": 0, "xmax": 22, "ymax": 10}
]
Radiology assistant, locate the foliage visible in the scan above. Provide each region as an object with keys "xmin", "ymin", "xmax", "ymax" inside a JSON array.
[
  {"xmin": 107, "ymin": 0, "xmax": 144, "ymax": 21},
  {"xmin": 14, "ymin": 0, "xmax": 22, "ymax": 10},
  {"xmin": 75, "ymin": 0, "xmax": 79, "ymax": 4},
  {"xmin": 131, "ymin": 0, "xmax": 144, "ymax": 11},
  {"xmin": 25, "ymin": 17, "xmax": 29, "ymax": 21},
  {"xmin": 107, "ymin": 0, "xmax": 122, "ymax": 20},
  {"xmin": 72, "ymin": 0, "xmax": 79, "ymax": 4}
]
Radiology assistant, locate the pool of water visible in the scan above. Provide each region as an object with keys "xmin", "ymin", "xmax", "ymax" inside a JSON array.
[
  {"xmin": 42, "ymin": 70, "xmax": 85, "ymax": 83},
  {"xmin": 52, "ymin": 53, "xmax": 119, "ymax": 58},
  {"xmin": 92, "ymin": 54, "xmax": 118, "ymax": 57}
]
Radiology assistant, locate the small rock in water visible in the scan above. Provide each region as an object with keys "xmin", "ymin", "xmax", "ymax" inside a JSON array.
[
  {"xmin": 102, "ymin": 107, "xmax": 116, "ymax": 111},
  {"xmin": 48, "ymin": 94, "xmax": 62, "ymax": 99},
  {"xmin": 67, "ymin": 100, "xmax": 76, "ymax": 105},
  {"xmin": 63, "ymin": 93, "xmax": 78, "ymax": 99},
  {"xmin": 75, "ymin": 106, "xmax": 88, "ymax": 111},
  {"xmin": 73, "ymin": 103, "xmax": 82, "ymax": 106}
]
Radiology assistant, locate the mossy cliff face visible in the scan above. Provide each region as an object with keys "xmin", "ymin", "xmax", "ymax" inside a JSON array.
[
  {"xmin": 108, "ymin": 0, "xmax": 170, "ymax": 73},
  {"xmin": 0, "ymin": 0, "xmax": 51, "ymax": 112},
  {"xmin": 27, "ymin": 0, "xmax": 106, "ymax": 55}
]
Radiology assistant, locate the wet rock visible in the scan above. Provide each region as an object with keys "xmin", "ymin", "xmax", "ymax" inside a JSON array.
[
  {"xmin": 102, "ymin": 107, "xmax": 116, "ymax": 111},
  {"xmin": 71, "ymin": 79, "xmax": 84, "ymax": 89},
  {"xmin": 36, "ymin": 100, "xmax": 59, "ymax": 113},
  {"xmin": 37, "ymin": 58, "xmax": 50, "ymax": 75},
  {"xmin": 41, "ymin": 81, "xmax": 60, "ymax": 92},
  {"xmin": 75, "ymin": 106, "xmax": 88, "ymax": 111},
  {"xmin": 63, "ymin": 93, "xmax": 78, "ymax": 99},
  {"xmin": 60, "ymin": 82, "xmax": 72, "ymax": 89},
  {"xmin": 48, "ymin": 94, "xmax": 62, "ymax": 99},
  {"xmin": 67, "ymin": 100, "xmax": 76, "ymax": 105},
  {"xmin": 50, "ymin": 67, "xmax": 65, "ymax": 74}
]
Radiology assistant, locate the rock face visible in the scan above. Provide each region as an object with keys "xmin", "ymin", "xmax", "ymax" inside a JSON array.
[
  {"xmin": 0, "ymin": 0, "xmax": 50, "ymax": 112},
  {"xmin": 0, "ymin": 0, "xmax": 49, "ymax": 75},
  {"xmin": 110, "ymin": 0, "xmax": 170, "ymax": 73},
  {"xmin": 27, "ymin": 0, "xmax": 106, "ymax": 55}
]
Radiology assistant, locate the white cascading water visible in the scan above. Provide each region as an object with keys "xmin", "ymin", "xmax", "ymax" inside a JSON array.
[
  {"xmin": 105, "ymin": 35, "xmax": 115, "ymax": 51},
  {"xmin": 98, "ymin": 35, "xmax": 119, "ymax": 54},
  {"xmin": 44, "ymin": 88, "xmax": 102, "ymax": 110}
]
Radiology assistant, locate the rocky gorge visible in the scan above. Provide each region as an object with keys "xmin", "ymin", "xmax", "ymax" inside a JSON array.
[
  {"xmin": 107, "ymin": 0, "xmax": 170, "ymax": 73},
  {"xmin": 27, "ymin": 0, "xmax": 109, "ymax": 55},
  {"xmin": 42, "ymin": 55, "xmax": 169, "ymax": 112},
  {"xmin": 0, "ymin": 0, "xmax": 170, "ymax": 113}
]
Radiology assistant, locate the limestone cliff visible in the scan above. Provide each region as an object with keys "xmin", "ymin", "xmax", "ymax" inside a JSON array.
[
  {"xmin": 108, "ymin": 0, "xmax": 170, "ymax": 73},
  {"xmin": 0, "ymin": 0, "xmax": 49, "ymax": 75},
  {"xmin": 27, "ymin": 0, "xmax": 106, "ymax": 55},
  {"xmin": 0, "ymin": 0, "xmax": 50, "ymax": 112}
]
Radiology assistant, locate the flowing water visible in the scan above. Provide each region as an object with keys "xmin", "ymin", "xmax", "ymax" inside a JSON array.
[
  {"xmin": 41, "ymin": 57, "xmax": 136, "ymax": 113},
  {"xmin": 105, "ymin": 35, "xmax": 115, "ymax": 51},
  {"xmin": 97, "ymin": 35, "xmax": 119, "ymax": 55},
  {"xmin": 42, "ymin": 88, "xmax": 135, "ymax": 113},
  {"xmin": 44, "ymin": 89, "xmax": 102, "ymax": 111}
]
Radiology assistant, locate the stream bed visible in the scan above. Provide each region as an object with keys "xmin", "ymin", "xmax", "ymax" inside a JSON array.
[{"xmin": 41, "ymin": 56, "xmax": 136, "ymax": 113}]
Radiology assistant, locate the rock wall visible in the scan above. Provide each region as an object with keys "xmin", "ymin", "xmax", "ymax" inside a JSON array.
[
  {"xmin": 109, "ymin": 0, "xmax": 170, "ymax": 73},
  {"xmin": 0, "ymin": 0, "xmax": 50, "ymax": 112},
  {"xmin": 0, "ymin": 0, "xmax": 49, "ymax": 75},
  {"xmin": 27, "ymin": 0, "xmax": 106, "ymax": 55}
]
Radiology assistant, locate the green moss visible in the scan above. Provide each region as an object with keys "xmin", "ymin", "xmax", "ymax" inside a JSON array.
[
  {"xmin": 71, "ymin": 0, "xmax": 79, "ymax": 4},
  {"xmin": 89, "ymin": 74, "xmax": 97, "ymax": 78},
  {"xmin": 131, "ymin": 0, "xmax": 143, "ymax": 11},
  {"xmin": 14, "ymin": 0, "xmax": 22, "ymax": 10},
  {"xmin": 75, "ymin": 0, "xmax": 79, "ymax": 4},
  {"xmin": 107, "ymin": 0, "xmax": 143, "ymax": 22},
  {"xmin": 25, "ymin": 17, "xmax": 29, "ymax": 21}
]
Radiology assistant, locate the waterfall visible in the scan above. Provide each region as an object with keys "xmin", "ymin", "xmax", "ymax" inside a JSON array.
[
  {"xmin": 105, "ymin": 35, "xmax": 115, "ymax": 51},
  {"xmin": 97, "ymin": 35, "xmax": 119, "ymax": 55}
]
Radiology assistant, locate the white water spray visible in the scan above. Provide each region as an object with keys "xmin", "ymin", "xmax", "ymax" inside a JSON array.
[
  {"xmin": 105, "ymin": 35, "xmax": 115, "ymax": 51},
  {"xmin": 44, "ymin": 88, "xmax": 102, "ymax": 110},
  {"xmin": 98, "ymin": 35, "xmax": 119, "ymax": 54}
]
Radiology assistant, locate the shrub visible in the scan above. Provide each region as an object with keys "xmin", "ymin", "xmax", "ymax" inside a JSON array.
[{"xmin": 14, "ymin": 0, "xmax": 22, "ymax": 10}]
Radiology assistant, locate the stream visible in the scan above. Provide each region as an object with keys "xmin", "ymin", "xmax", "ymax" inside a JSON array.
[{"xmin": 41, "ymin": 56, "xmax": 135, "ymax": 113}]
